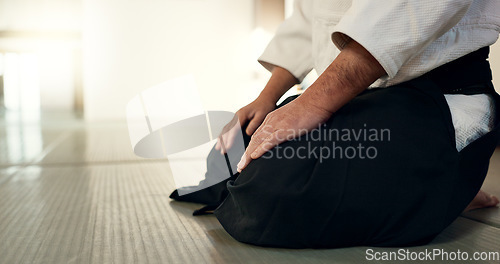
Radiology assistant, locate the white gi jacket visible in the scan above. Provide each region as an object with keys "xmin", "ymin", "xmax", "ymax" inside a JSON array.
[{"xmin": 259, "ymin": 0, "xmax": 500, "ymax": 88}]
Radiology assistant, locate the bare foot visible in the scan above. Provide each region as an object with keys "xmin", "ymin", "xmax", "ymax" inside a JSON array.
[{"xmin": 464, "ymin": 190, "xmax": 500, "ymax": 212}]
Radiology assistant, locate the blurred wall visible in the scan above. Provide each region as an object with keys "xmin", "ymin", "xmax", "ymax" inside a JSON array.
[
  {"xmin": 82, "ymin": 0, "xmax": 262, "ymax": 121},
  {"xmin": 82, "ymin": 0, "xmax": 500, "ymax": 121},
  {"xmin": 0, "ymin": 0, "xmax": 81, "ymax": 112},
  {"xmin": 0, "ymin": 0, "xmax": 81, "ymax": 31}
]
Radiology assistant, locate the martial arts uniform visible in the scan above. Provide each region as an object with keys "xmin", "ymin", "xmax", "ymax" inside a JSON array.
[{"xmin": 173, "ymin": 0, "xmax": 500, "ymax": 248}]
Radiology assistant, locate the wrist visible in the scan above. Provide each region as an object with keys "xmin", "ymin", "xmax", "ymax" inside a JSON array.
[
  {"xmin": 256, "ymin": 90, "xmax": 281, "ymax": 106},
  {"xmin": 257, "ymin": 66, "xmax": 299, "ymax": 105},
  {"xmin": 298, "ymin": 40, "xmax": 385, "ymax": 114},
  {"xmin": 295, "ymin": 92, "xmax": 334, "ymax": 119}
]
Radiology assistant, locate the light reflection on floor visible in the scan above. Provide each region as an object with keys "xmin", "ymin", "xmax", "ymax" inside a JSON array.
[{"xmin": 0, "ymin": 110, "xmax": 43, "ymax": 165}]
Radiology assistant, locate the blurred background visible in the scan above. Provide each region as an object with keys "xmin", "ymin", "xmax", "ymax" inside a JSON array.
[
  {"xmin": 0, "ymin": 0, "xmax": 499, "ymax": 123},
  {"xmin": 0, "ymin": 0, "xmax": 299, "ymax": 123},
  {"xmin": 1, "ymin": 3, "xmax": 500, "ymax": 263}
]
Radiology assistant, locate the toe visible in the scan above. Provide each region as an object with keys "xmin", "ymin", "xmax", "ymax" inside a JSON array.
[{"xmin": 490, "ymin": 195, "xmax": 499, "ymax": 206}]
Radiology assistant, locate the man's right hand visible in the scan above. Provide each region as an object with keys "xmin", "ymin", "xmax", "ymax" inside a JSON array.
[
  {"xmin": 215, "ymin": 97, "xmax": 275, "ymax": 154},
  {"xmin": 238, "ymin": 97, "xmax": 277, "ymax": 136},
  {"xmin": 215, "ymin": 66, "xmax": 299, "ymax": 154}
]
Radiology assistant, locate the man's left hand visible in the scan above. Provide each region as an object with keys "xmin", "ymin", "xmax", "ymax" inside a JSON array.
[{"xmin": 237, "ymin": 39, "xmax": 386, "ymax": 172}]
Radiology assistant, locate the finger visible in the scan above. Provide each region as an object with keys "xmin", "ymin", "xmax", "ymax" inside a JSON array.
[
  {"xmin": 216, "ymin": 113, "xmax": 242, "ymax": 154},
  {"xmin": 215, "ymin": 139, "xmax": 220, "ymax": 151},
  {"xmin": 236, "ymin": 139, "xmax": 259, "ymax": 172},
  {"xmin": 250, "ymin": 130, "xmax": 286, "ymax": 159},
  {"xmin": 236, "ymin": 132, "xmax": 276, "ymax": 173},
  {"xmin": 224, "ymin": 122, "xmax": 240, "ymax": 150},
  {"xmin": 218, "ymin": 135, "xmax": 229, "ymax": 154},
  {"xmin": 246, "ymin": 122, "xmax": 273, "ymax": 157},
  {"xmin": 237, "ymin": 124, "xmax": 274, "ymax": 172},
  {"xmin": 236, "ymin": 110, "xmax": 248, "ymax": 128},
  {"xmin": 215, "ymin": 133, "xmax": 225, "ymax": 151},
  {"xmin": 237, "ymin": 151, "xmax": 249, "ymax": 172},
  {"xmin": 219, "ymin": 116, "xmax": 242, "ymax": 154},
  {"xmin": 245, "ymin": 114, "xmax": 265, "ymax": 136},
  {"xmin": 222, "ymin": 114, "xmax": 239, "ymax": 136}
]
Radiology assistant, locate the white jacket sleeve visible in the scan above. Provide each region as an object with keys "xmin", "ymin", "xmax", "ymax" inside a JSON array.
[
  {"xmin": 332, "ymin": 0, "xmax": 474, "ymax": 78},
  {"xmin": 258, "ymin": 0, "xmax": 314, "ymax": 82}
]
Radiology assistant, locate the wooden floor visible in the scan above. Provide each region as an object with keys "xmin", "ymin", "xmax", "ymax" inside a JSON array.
[{"xmin": 1, "ymin": 114, "xmax": 499, "ymax": 264}]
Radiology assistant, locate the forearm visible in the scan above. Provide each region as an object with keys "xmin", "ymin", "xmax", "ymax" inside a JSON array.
[
  {"xmin": 257, "ymin": 66, "xmax": 299, "ymax": 105},
  {"xmin": 237, "ymin": 40, "xmax": 386, "ymax": 171},
  {"xmin": 296, "ymin": 40, "xmax": 386, "ymax": 115}
]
